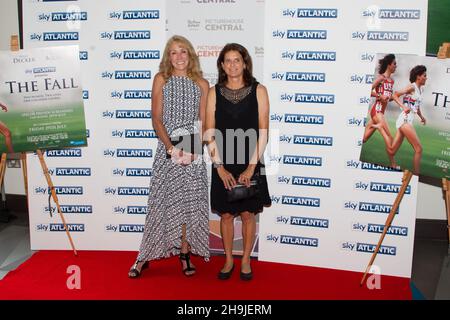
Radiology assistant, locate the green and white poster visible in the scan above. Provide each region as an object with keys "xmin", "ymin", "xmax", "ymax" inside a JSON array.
[
  {"xmin": 0, "ymin": 45, "xmax": 87, "ymax": 153},
  {"xmin": 360, "ymin": 54, "xmax": 449, "ymax": 179}
]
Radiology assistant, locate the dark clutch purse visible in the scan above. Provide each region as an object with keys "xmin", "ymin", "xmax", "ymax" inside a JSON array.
[
  {"xmin": 226, "ymin": 173, "xmax": 260, "ymax": 202},
  {"xmin": 167, "ymin": 133, "xmax": 203, "ymax": 158}
]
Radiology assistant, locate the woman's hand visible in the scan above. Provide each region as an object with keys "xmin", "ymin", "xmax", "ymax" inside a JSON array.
[
  {"xmin": 238, "ymin": 166, "xmax": 255, "ymax": 188},
  {"xmin": 170, "ymin": 147, "xmax": 193, "ymax": 166},
  {"xmin": 217, "ymin": 166, "xmax": 236, "ymax": 190},
  {"xmin": 401, "ymin": 105, "xmax": 410, "ymax": 114},
  {"xmin": 420, "ymin": 117, "xmax": 426, "ymax": 125}
]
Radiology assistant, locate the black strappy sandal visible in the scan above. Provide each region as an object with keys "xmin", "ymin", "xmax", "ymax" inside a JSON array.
[
  {"xmin": 179, "ymin": 252, "xmax": 196, "ymax": 277},
  {"xmin": 128, "ymin": 260, "xmax": 149, "ymax": 278}
]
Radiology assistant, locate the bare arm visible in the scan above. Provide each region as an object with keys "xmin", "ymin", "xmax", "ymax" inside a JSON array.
[
  {"xmin": 197, "ymin": 78, "xmax": 209, "ymax": 135},
  {"xmin": 393, "ymin": 84, "xmax": 414, "ymax": 112},
  {"xmin": 249, "ymin": 84, "xmax": 269, "ymax": 168},
  {"xmin": 370, "ymin": 75, "xmax": 384, "ymax": 97},
  {"xmin": 151, "ymin": 73, "xmax": 172, "ymax": 152},
  {"xmin": 204, "ymin": 86, "xmax": 221, "ymax": 163}
]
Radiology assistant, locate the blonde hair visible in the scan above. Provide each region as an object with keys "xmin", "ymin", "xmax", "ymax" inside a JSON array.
[{"xmin": 160, "ymin": 35, "xmax": 202, "ymax": 81}]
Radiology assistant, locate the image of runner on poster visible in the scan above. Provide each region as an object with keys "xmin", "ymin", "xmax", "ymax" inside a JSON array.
[{"xmin": 360, "ymin": 53, "xmax": 449, "ymax": 179}]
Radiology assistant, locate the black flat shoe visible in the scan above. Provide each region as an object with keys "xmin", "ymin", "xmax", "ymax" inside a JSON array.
[
  {"xmin": 179, "ymin": 252, "xmax": 196, "ymax": 276},
  {"xmin": 218, "ymin": 264, "xmax": 234, "ymax": 280},
  {"xmin": 128, "ymin": 260, "xmax": 149, "ymax": 278},
  {"xmin": 240, "ymin": 268, "xmax": 253, "ymax": 281}
]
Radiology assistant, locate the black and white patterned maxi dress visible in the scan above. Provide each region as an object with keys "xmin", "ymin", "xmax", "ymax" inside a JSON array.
[{"xmin": 136, "ymin": 75, "xmax": 210, "ymax": 261}]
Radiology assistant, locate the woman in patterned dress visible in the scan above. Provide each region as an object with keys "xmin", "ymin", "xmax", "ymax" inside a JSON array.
[
  {"xmin": 128, "ymin": 35, "xmax": 210, "ymax": 278},
  {"xmin": 205, "ymin": 43, "xmax": 271, "ymax": 281}
]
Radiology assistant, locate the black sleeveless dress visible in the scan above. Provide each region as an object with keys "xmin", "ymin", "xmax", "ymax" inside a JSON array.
[{"xmin": 210, "ymin": 82, "xmax": 271, "ymax": 215}]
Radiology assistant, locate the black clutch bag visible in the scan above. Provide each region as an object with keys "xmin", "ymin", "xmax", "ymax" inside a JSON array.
[
  {"xmin": 167, "ymin": 133, "xmax": 203, "ymax": 158},
  {"xmin": 226, "ymin": 174, "xmax": 260, "ymax": 202}
]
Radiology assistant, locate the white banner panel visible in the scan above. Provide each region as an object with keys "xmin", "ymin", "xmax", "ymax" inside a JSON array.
[
  {"xmin": 24, "ymin": 0, "xmax": 166, "ymax": 250},
  {"xmin": 167, "ymin": 0, "xmax": 265, "ymax": 255},
  {"xmin": 259, "ymin": 0, "xmax": 428, "ymax": 278}
]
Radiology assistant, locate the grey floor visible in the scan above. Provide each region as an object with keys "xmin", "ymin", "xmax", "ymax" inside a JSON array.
[{"xmin": 0, "ymin": 204, "xmax": 449, "ymax": 299}]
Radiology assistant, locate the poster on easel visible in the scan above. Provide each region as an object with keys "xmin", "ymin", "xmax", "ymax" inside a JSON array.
[
  {"xmin": 0, "ymin": 45, "xmax": 87, "ymax": 154},
  {"xmin": 360, "ymin": 54, "xmax": 449, "ymax": 179}
]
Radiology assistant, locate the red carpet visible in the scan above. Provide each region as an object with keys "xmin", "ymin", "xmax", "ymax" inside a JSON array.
[{"xmin": 0, "ymin": 251, "xmax": 411, "ymax": 300}]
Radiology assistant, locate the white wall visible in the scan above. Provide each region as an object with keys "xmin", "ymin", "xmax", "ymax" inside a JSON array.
[{"xmin": 0, "ymin": 0, "xmax": 446, "ymax": 221}]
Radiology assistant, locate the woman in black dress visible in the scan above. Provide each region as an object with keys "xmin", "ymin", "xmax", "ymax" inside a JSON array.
[{"xmin": 205, "ymin": 43, "xmax": 271, "ymax": 281}]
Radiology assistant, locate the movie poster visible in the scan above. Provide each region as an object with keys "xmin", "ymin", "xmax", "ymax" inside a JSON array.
[
  {"xmin": 0, "ymin": 45, "xmax": 86, "ymax": 153},
  {"xmin": 360, "ymin": 54, "xmax": 449, "ymax": 179}
]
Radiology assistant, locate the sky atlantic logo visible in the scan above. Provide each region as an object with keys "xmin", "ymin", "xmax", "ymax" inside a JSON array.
[
  {"xmin": 105, "ymin": 224, "xmax": 145, "ymax": 233},
  {"xmin": 352, "ymin": 222, "xmax": 408, "ymax": 236},
  {"xmin": 112, "ymin": 168, "xmax": 152, "ymax": 177},
  {"xmin": 45, "ymin": 205, "xmax": 92, "ymax": 214},
  {"xmin": 282, "ymin": 8, "xmax": 337, "ymax": 18},
  {"xmin": 277, "ymin": 176, "xmax": 331, "ymax": 188},
  {"xmin": 362, "ymin": 8, "xmax": 420, "ymax": 19},
  {"xmin": 273, "ymin": 29, "xmax": 327, "ymax": 39},
  {"xmin": 282, "ymin": 196, "xmax": 320, "ymax": 207},
  {"xmin": 272, "ymin": 72, "xmax": 325, "ymax": 82},
  {"xmin": 110, "ymin": 50, "xmax": 160, "ymax": 60},
  {"xmin": 110, "ymin": 90, "xmax": 152, "ymax": 100},
  {"xmin": 344, "ymin": 201, "xmax": 398, "ymax": 214},
  {"xmin": 345, "ymin": 160, "xmax": 400, "ymax": 172},
  {"xmin": 101, "ymin": 70, "xmax": 151, "ymax": 80},
  {"xmin": 113, "ymin": 206, "xmax": 147, "ymax": 215},
  {"xmin": 100, "ymin": 30, "xmax": 151, "ymax": 40},
  {"xmin": 283, "ymin": 155, "xmax": 322, "ymax": 166},
  {"xmin": 370, "ymin": 182, "xmax": 411, "ymax": 194},
  {"xmin": 103, "ymin": 149, "xmax": 153, "ymax": 158},
  {"xmin": 341, "ymin": 242, "xmax": 396, "ymax": 255},
  {"xmin": 46, "ymin": 149, "xmax": 81, "ymax": 157},
  {"xmin": 104, "ymin": 187, "xmax": 149, "ymax": 196},
  {"xmin": 102, "ymin": 110, "xmax": 152, "ymax": 119},
  {"xmin": 270, "ymin": 113, "xmax": 324, "ymax": 125},
  {"xmin": 30, "ymin": 32, "xmax": 79, "ymax": 41},
  {"xmin": 36, "ymin": 223, "xmax": 84, "ymax": 232},
  {"xmin": 276, "ymin": 215, "xmax": 329, "ymax": 228},
  {"xmin": 267, "ymin": 234, "xmax": 319, "ymax": 247},
  {"xmin": 350, "ymin": 74, "xmax": 374, "ymax": 84},
  {"xmin": 281, "ymin": 50, "xmax": 336, "ymax": 61},
  {"xmin": 352, "ymin": 31, "xmax": 409, "ymax": 41},
  {"xmin": 109, "ymin": 10, "xmax": 160, "ymax": 20},
  {"xmin": 38, "ymin": 12, "xmax": 88, "ymax": 21},
  {"xmin": 280, "ymin": 93, "xmax": 334, "ymax": 104},
  {"xmin": 111, "ymin": 129, "xmax": 157, "ymax": 139},
  {"xmin": 47, "ymin": 167, "xmax": 91, "ymax": 176}
]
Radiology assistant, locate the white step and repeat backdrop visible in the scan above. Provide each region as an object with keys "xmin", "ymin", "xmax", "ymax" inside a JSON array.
[
  {"xmin": 259, "ymin": 0, "xmax": 427, "ymax": 278},
  {"xmin": 23, "ymin": 0, "xmax": 427, "ymax": 277}
]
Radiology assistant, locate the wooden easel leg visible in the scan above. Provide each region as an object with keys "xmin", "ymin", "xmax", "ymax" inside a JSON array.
[
  {"xmin": 36, "ymin": 149, "xmax": 78, "ymax": 256},
  {"xmin": 443, "ymin": 179, "xmax": 450, "ymax": 246},
  {"xmin": 360, "ymin": 170, "xmax": 413, "ymax": 286},
  {"xmin": 0, "ymin": 153, "xmax": 6, "ymax": 186},
  {"xmin": 21, "ymin": 152, "xmax": 28, "ymax": 198}
]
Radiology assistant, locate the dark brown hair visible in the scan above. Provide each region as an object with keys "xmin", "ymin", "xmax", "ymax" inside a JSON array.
[
  {"xmin": 409, "ymin": 65, "xmax": 426, "ymax": 83},
  {"xmin": 217, "ymin": 43, "xmax": 256, "ymax": 86},
  {"xmin": 378, "ymin": 54, "xmax": 396, "ymax": 74}
]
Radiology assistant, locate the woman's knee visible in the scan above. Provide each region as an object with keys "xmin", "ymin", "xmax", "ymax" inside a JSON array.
[
  {"xmin": 414, "ymin": 144, "xmax": 423, "ymax": 154},
  {"xmin": 221, "ymin": 213, "xmax": 234, "ymax": 223},
  {"xmin": 240, "ymin": 212, "xmax": 255, "ymax": 224}
]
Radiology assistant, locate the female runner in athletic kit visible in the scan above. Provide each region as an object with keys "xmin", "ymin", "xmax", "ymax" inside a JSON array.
[
  {"xmin": 388, "ymin": 65, "xmax": 427, "ymax": 175},
  {"xmin": 362, "ymin": 54, "xmax": 397, "ymax": 166}
]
